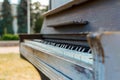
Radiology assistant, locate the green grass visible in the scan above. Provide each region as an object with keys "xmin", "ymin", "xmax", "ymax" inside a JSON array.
[{"xmin": 0, "ymin": 53, "xmax": 41, "ymax": 80}]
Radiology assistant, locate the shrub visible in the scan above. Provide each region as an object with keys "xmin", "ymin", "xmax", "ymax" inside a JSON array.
[{"xmin": 1, "ymin": 34, "xmax": 19, "ymax": 40}]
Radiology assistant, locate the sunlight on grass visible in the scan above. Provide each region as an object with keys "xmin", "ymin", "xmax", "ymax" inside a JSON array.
[{"xmin": 0, "ymin": 53, "xmax": 41, "ymax": 80}]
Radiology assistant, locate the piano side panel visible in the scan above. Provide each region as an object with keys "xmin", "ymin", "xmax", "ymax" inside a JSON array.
[
  {"xmin": 41, "ymin": 0, "xmax": 120, "ymax": 34},
  {"xmin": 88, "ymin": 32, "xmax": 120, "ymax": 80}
]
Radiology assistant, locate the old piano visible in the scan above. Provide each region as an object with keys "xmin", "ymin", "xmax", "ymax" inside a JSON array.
[{"xmin": 19, "ymin": 0, "xmax": 120, "ymax": 80}]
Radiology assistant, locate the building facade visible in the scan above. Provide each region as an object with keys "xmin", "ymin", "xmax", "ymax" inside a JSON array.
[{"xmin": 0, "ymin": 2, "xmax": 18, "ymax": 34}]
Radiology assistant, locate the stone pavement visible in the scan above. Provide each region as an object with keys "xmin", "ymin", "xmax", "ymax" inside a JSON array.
[
  {"xmin": 0, "ymin": 46, "xmax": 19, "ymax": 54},
  {"xmin": 0, "ymin": 41, "xmax": 19, "ymax": 47}
]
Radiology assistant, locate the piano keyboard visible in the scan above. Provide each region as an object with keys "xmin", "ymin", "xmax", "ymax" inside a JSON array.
[
  {"xmin": 33, "ymin": 39, "xmax": 92, "ymax": 53},
  {"xmin": 24, "ymin": 39, "xmax": 93, "ymax": 66}
]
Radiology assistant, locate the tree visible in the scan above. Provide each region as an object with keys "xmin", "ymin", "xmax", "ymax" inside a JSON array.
[
  {"xmin": 30, "ymin": 2, "xmax": 48, "ymax": 33},
  {"xmin": 30, "ymin": 2, "xmax": 41, "ymax": 33},
  {"xmin": 2, "ymin": 0, "xmax": 13, "ymax": 34},
  {"xmin": 34, "ymin": 16, "xmax": 43, "ymax": 33},
  {"xmin": 17, "ymin": 0, "xmax": 27, "ymax": 33},
  {"xmin": 34, "ymin": 6, "xmax": 48, "ymax": 33},
  {"xmin": 0, "ymin": 20, "xmax": 3, "ymax": 35},
  {"xmin": 0, "ymin": 20, "xmax": 4, "ymax": 36}
]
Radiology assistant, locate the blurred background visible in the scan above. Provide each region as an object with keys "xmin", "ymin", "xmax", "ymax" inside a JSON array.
[
  {"xmin": 0, "ymin": 0, "xmax": 49, "ymax": 80},
  {"xmin": 0, "ymin": 0, "xmax": 49, "ymax": 40}
]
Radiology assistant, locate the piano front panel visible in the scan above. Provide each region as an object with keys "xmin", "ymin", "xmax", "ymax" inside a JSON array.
[
  {"xmin": 19, "ymin": 33, "xmax": 94, "ymax": 80},
  {"xmin": 20, "ymin": 39, "xmax": 93, "ymax": 80}
]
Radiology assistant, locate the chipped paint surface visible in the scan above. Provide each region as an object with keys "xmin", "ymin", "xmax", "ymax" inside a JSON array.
[
  {"xmin": 74, "ymin": 65, "xmax": 93, "ymax": 79},
  {"xmin": 87, "ymin": 33, "xmax": 105, "ymax": 63}
]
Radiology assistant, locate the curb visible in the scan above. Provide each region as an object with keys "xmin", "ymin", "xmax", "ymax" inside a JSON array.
[{"xmin": 0, "ymin": 41, "xmax": 19, "ymax": 47}]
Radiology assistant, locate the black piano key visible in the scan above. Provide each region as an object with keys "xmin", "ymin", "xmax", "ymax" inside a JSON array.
[{"xmin": 33, "ymin": 39, "xmax": 91, "ymax": 54}]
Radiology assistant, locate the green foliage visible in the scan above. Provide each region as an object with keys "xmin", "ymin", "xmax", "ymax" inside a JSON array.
[
  {"xmin": 2, "ymin": 0, "xmax": 13, "ymax": 34},
  {"xmin": 30, "ymin": 2, "xmax": 48, "ymax": 33},
  {"xmin": 17, "ymin": 0, "xmax": 27, "ymax": 33},
  {"xmin": 34, "ymin": 16, "xmax": 43, "ymax": 33},
  {"xmin": 1, "ymin": 34, "xmax": 19, "ymax": 40},
  {"xmin": 41, "ymin": 6, "xmax": 48, "ymax": 12}
]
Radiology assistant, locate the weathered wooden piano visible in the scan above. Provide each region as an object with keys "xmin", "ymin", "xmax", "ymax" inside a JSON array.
[{"xmin": 19, "ymin": 0, "xmax": 120, "ymax": 80}]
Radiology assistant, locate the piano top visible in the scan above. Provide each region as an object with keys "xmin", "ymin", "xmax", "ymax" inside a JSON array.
[
  {"xmin": 43, "ymin": 0, "xmax": 89, "ymax": 17},
  {"xmin": 41, "ymin": 0, "xmax": 120, "ymax": 34}
]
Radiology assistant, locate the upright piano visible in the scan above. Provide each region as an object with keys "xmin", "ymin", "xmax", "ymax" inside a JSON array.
[{"xmin": 19, "ymin": 0, "xmax": 120, "ymax": 80}]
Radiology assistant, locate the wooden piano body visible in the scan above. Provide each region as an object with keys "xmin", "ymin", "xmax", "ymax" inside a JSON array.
[{"xmin": 19, "ymin": 0, "xmax": 120, "ymax": 80}]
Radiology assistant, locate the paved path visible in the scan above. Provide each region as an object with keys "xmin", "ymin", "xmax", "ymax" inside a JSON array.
[{"xmin": 0, "ymin": 46, "xmax": 19, "ymax": 54}]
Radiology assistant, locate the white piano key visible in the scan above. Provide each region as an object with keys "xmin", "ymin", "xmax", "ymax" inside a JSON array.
[
  {"xmin": 57, "ymin": 44, "xmax": 60, "ymax": 47},
  {"xmin": 88, "ymin": 49, "xmax": 91, "ymax": 53},
  {"xmin": 81, "ymin": 48, "xmax": 85, "ymax": 52},
  {"xmin": 62, "ymin": 44, "xmax": 65, "ymax": 48},
  {"xmin": 68, "ymin": 46, "xmax": 71, "ymax": 49},
  {"xmin": 70, "ymin": 46, "xmax": 74, "ymax": 50},
  {"xmin": 75, "ymin": 47, "xmax": 79, "ymax": 51},
  {"xmin": 60, "ymin": 44, "xmax": 64, "ymax": 48},
  {"xmin": 64, "ymin": 45, "xmax": 67, "ymax": 48},
  {"xmin": 78, "ymin": 47, "xmax": 82, "ymax": 51}
]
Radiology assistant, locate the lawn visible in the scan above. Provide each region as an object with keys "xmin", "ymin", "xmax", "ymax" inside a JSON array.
[{"xmin": 0, "ymin": 53, "xmax": 41, "ymax": 80}]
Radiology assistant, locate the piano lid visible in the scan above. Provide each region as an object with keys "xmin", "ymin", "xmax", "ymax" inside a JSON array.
[{"xmin": 43, "ymin": 0, "xmax": 89, "ymax": 16}]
